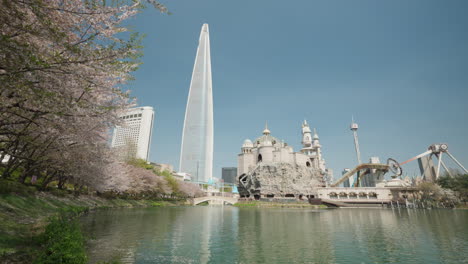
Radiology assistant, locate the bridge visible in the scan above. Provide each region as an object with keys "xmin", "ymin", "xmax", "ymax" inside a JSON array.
[{"xmin": 192, "ymin": 195, "xmax": 239, "ymax": 205}]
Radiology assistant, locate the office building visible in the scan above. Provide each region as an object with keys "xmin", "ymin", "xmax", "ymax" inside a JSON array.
[{"xmin": 111, "ymin": 106, "xmax": 154, "ymax": 161}]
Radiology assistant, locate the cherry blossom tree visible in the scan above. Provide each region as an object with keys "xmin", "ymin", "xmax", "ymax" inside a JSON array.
[{"xmin": 0, "ymin": 0, "xmax": 167, "ymax": 190}]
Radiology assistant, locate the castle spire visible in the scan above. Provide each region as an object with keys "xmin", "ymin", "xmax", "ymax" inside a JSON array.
[
  {"xmin": 263, "ymin": 121, "xmax": 270, "ymax": 135},
  {"xmin": 313, "ymin": 128, "xmax": 319, "ymax": 139}
]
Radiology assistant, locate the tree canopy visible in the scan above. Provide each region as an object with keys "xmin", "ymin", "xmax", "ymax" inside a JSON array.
[{"xmin": 0, "ymin": 0, "xmax": 185, "ymax": 195}]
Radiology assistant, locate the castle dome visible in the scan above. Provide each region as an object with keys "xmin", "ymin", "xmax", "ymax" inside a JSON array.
[
  {"xmin": 254, "ymin": 134, "xmax": 280, "ymax": 147},
  {"xmin": 242, "ymin": 139, "xmax": 253, "ymax": 148},
  {"xmin": 253, "ymin": 122, "xmax": 279, "ymax": 147}
]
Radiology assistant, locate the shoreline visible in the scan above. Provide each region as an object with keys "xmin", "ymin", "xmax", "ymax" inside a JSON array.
[
  {"xmin": 0, "ymin": 191, "xmax": 185, "ymax": 263},
  {"xmin": 234, "ymin": 200, "xmax": 328, "ymax": 209},
  {"xmin": 1, "ymin": 190, "xmax": 465, "ymax": 263}
]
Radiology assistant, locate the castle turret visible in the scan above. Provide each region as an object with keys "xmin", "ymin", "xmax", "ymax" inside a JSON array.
[
  {"xmin": 241, "ymin": 139, "xmax": 253, "ymax": 153},
  {"xmin": 312, "ymin": 128, "xmax": 326, "ymax": 172},
  {"xmin": 301, "ymin": 120, "xmax": 312, "ymax": 147},
  {"xmin": 312, "ymin": 128, "xmax": 321, "ymax": 148}
]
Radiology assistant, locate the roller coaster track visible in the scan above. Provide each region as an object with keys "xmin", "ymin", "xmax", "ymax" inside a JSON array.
[{"xmin": 330, "ymin": 163, "xmax": 389, "ymax": 187}]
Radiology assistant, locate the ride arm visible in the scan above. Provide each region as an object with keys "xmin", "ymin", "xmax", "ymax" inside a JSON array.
[{"xmin": 400, "ymin": 150, "xmax": 432, "ymax": 166}]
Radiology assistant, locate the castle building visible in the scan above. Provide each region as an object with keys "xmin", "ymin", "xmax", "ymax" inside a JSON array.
[{"xmin": 238, "ymin": 121, "xmax": 328, "ymax": 178}]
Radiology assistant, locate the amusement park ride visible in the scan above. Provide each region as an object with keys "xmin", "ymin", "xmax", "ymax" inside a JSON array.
[
  {"xmin": 331, "ymin": 143, "xmax": 468, "ymax": 187},
  {"xmin": 396, "ymin": 143, "xmax": 467, "ymax": 179},
  {"xmin": 330, "ymin": 118, "xmax": 467, "ymax": 187}
]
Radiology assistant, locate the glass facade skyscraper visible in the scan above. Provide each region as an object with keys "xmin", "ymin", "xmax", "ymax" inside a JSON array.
[{"xmin": 179, "ymin": 24, "xmax": 213, "ymax": 183}]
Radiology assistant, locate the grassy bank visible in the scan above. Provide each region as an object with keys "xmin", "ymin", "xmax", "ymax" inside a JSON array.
[
  {"xmin": 234, "ymin": 201, "xmax": 328, "ymax": 209},
  {"xmin": 0, "ymin": 186, "xmax": 185, "ymax": 263}
]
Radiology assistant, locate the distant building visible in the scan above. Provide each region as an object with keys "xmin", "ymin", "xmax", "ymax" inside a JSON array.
[
  {"xmin": 150, "ymin": 162, "xmax": 174, "ymax": 173},
  {"xmin": 111, "ymin": 106, "xmax": 154, "ymax": 161},
  {"xmin": 361, "ymin": 157, "xmax": 386, "ymax": 187},
  {"xmin": 342, "ymin": 168, "xmax": 351, "ymax": 187},
  {"xmin": 174, "ymin": 172, "xmax": 192, "ymax": 182},
  {"xmin": 222, "ymin": 167, "xmax": 237, "ymax": 184}
]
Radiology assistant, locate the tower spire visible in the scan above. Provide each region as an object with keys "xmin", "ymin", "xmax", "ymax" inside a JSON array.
[
  {"xmin": 350, "ymin": 116, "xmax": 361, "ymax": 165},
  {"xmin": 179, "ymin": 24, "xmax": 213, "ymax": 183},
  {"xmin": 263, "ymin": 121, "xmax": 270, "ymax": 135}
]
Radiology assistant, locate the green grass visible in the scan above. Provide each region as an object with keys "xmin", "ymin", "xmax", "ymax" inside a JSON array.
[
  {"xmin": 0, "ymin": 194, "xmax": 75, "ymax": 260},
  {"xmin": 234, "ymin": 201, "xmax": 259, "ymax": 207},
  {"xmin": 34, "ymin": 211, "xmax": 88, "ymax": 264}
]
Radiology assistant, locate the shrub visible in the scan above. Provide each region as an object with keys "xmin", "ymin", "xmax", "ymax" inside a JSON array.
[
  {"xmin": 34, "ymin": 215, "xmax": 87, "ymax": 264},
  {"xmin": 150, "ymin": 202, "xmax": 164, "ymax": 207},
  {"xmin": 47, "ymin": 188, "xmax": 69, "ymax": 197},
  {"xmin": 437, "ymin": 174, "xmax": 468, "ymax": 202},
  {"xmin": 164, "ymin": 175, "xmax": 179, "ymax": 194},
  {"xmin": 0, "ymin": 179, "xmax": 37, "ymax": 195}
]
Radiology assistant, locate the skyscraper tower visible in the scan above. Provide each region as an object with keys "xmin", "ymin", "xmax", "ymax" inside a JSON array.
[
  {"xmin": 179, "ymin": 24, "xmax": 213, "ymax": 183},
  {"xmin": 111, "ymin": 107, "xmax": 154, "ymax": 161},
  {"xmin": 350, "ymin": 117, "xmax": 362, "ymax": 165}
]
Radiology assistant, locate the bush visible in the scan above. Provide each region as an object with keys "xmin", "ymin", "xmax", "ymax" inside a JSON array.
[
  {"xmin": 437, "ymin": 174, "xmax": 468, "ymax": 202},
  {"xmin": 164, "ymin": 175, "xmax": 179, "ymax": 194},
  {"xmin": 34, "ymin": 213, "xmax": 87, "ymax": 264},
  {"xmin": 98, "ymin": 191, "xmax": 119, "ymax": 199},
  {"xmin": 47, "ymin": 188, "xmax": 69, "ymax": 197},
  {"xmin": 127, "ymin": 158, "xmax": 154, "ymax": 170},
  {"xmin": 0, "ymin": 179, "xmax": 37, "ymax": 195},
  {"xmin": 150, "ymin": 201, "xmax": 164, "ymax": 207},
  {"xmin": 221, "ymin": 187, "xmax": 232, "ymax": 193}
]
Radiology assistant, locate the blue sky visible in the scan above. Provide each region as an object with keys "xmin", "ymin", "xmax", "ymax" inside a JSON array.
[{"xmin": 126, "ymin": 0, "xmax": 468, "ymax": 179}]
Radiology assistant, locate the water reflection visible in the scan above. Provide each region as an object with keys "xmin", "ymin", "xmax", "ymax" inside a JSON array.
[
  {"xmin": 81, "ymin": 207, "xmax": 468, "ymax": 264},
  {"xmin": 236, "ymin": 208, "xmax": 335, "ymax": 263}
]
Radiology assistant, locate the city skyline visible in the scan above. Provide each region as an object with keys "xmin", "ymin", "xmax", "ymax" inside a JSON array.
[{"xmin": 126, "ymin": 0, "xmax": 468, "ymax": 179}]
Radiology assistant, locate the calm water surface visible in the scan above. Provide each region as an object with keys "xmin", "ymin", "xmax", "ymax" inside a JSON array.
[{"xmin": 80, "ymin": 207, "xmax": 468, "ymax": 264}]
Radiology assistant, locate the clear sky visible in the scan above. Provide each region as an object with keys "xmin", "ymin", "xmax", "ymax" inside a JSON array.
[{"xmin": 126, "ymin": 0, "xmax": 468, "ymax": 179}]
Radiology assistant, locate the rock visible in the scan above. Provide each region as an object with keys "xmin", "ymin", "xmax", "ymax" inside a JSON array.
[{"xmin": 238, "ymin": 162, "xmax": 325, "ymax": 198}]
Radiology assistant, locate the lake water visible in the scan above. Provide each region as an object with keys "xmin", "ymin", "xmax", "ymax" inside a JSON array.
[{"xmin": 80, "ymin": 206, "xmax": 468, "ymax": 264}]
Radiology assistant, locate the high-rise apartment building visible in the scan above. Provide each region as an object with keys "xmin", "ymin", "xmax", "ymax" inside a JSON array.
[
  {"xmin": 179, "ymin": 24, "xmax": 214, "ymax": 183},
  {"xmin": 111, "ymin": 106, "xmax": 154, "ymax": 161}
]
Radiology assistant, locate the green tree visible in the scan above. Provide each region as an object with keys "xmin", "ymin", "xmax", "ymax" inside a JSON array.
[{"xmin": 437, "ymin": 174, "xmax": 468, "ymax": 203}]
